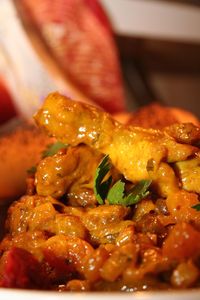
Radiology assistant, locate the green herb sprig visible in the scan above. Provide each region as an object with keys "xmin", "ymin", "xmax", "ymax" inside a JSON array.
[
  {"xmin": 94, "ymin": 155, "xmax": 112, "ymax": 204},
  {"xmin": 94, "ymin": 155, "xmax": 152, "ymax": 206},
  {"xmin": 192, "ymin": 204, "xmax": 200, "ymax": 211}
]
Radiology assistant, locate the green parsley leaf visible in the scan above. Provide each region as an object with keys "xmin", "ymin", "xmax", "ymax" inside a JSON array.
[
  {"xmin": 94, "ymin": 155, "xmax": 112, "ymax": 204},
  {"xmin": 107, "ymin": 180, "xmax": 125, "ymax": 204},
  {"xmin": 123, "ymin": 179, "xmax": 152, "ymax": 206},
  {"xmin": 93, "ymin": 155, "xmax": 152, "ymax": 206},
  {"xmin": 192, "ymin": 203, "xmax": 200, "ymax": 211},
  {"xmin": 107, "ymin": 179, "xmax": 152, "ymax": 206},
  {"xmin": 42, "ymin": 141, "xmax": 68, "ymax": 158}
]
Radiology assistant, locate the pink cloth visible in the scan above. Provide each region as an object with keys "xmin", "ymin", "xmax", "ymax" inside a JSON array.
[
  {"xmin": 20, "ymin": 0, "xmax": 125, "ymax": 113},
  {"xmin": 0, "ymin": 78, "xmax": 17, "ymax": 125}
]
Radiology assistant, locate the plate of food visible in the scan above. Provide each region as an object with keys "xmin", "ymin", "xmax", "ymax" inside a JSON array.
[{"xmin": 0, "ymin": 93, "xmax": 200, "ymax": 300}]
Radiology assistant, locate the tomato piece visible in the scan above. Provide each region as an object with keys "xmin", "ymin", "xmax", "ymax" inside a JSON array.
[{"xmin": 0, "ymin": 247, "xmax": 45, "ymax": 289}]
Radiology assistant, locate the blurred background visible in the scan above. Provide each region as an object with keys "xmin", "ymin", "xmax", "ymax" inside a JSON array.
[{"xmin": 0, "ymin": 0, "xmax": 200, "ymax": 124}]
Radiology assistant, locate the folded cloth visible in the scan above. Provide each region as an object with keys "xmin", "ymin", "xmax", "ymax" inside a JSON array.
[
  {"xmin": 18, "ymin": 0, "xmax": 126, "ymax": 113},
  {"xmin": 0, "ymin": 78, "xmax": 17, "ymax": 125}
]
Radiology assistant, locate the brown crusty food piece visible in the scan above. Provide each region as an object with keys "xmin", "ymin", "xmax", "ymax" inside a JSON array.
[
  {"xmin": 126, "ymin": 103, "xmax": 200, "ymax": 129},
  {"xmin": 0, "ymin": 120, "xmax": 52, "ymax": 203}
]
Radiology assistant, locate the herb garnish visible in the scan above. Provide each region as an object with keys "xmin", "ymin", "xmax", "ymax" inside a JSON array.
[
  {"xmin": 94, "ymin": 155, "xmax": 152, "ymax": 206},
  {"xmin": 108, "ymin": 179, "xmax": 152, "ymax": 206},
  {"xmin": 94, "ymin": 155, "xmax": 112, "ymax": 204},
  {"xmin": 42, "ymin": 141, "xmax": 68, "ymax": 158},
  {"xmin": 192, "ymin": 204, "xmax": 200, "ymax": 211}
]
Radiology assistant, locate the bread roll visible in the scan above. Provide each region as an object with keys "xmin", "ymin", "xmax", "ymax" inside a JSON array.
[
  {"xmin": 0, "ymin": 120, "xmax": 52, "ymax": 203},
  {"xmin": 114, "ymin": 103, "xmax": 199, "ymax": 128}
]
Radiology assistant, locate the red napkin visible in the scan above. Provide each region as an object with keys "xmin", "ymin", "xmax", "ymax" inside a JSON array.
[
  {"xmin": 20, "ymin": 0, "xmax": 126, "ymax": 113},
  {"xmin": 0, "ymin": 78, "xmax": 17, "ymax": 125}
]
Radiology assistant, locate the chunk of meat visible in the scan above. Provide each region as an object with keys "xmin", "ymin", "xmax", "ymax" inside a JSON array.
[
  {"xmin": 133, "ymin": 199, "xmax": 156, "ymax": 222},
  {"xmin": 175, "ymin": 157, "xmax": 200, "ymax": 194},
  {"xmin": 100, "ymin": 243, "xmax": 137, "ymax": 282},
  {"xmin": 34, "ymin": 92, "xmax": 198, "ymax": 183},
  {"xmin": 0, "ymin": 231, "xmax": 47, "ymax": 261},
  {"xmin": 6, "ymin": 195, "xmax": 87, "ymax": 239},
  {"xmin": 164, "ymin": 123, "xmax": 200, "ymax": 145},
  {"xmin": 6, "ymin": 195, "xmax": 87, "ymax": 240},
  {"xmin": 6, "ymin": 195, "xmax": 64, "ymax": 235},
  {"xmin": 35, "ymin": 145, "xmax": 103, "ymax": 204},
  {"xmin": 123, "ymin": 247, "xmax": 170, "ymax": 286},
  {"xmin": 83, "ymin": 247, "xmax": 109, "ymax": 282},
  {"xmin": 166, "ymin": 190, "xmax": 200, "ymax": 226},
  {"xmin": 151, "ymin": 162, "xmax": 179, "ymax": 197},
  {"xmin": 82, "ymin": 205, "xmax": 129, "ymax": 232},
  {"xmin": 82, "ymin": 205, "xmax": 130, "ymax": 244},
  {"xmin": 42, "ymin": 235, "xmax": 94, "ymax": 275}
]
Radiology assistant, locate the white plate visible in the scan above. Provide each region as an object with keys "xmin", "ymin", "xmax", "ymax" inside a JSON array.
[{"xmin": 1, "ymin": 288, "xmax": 200, "ymax": 300}]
